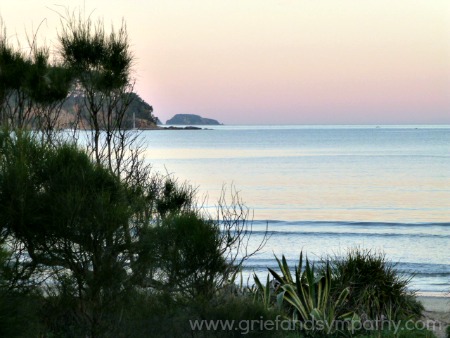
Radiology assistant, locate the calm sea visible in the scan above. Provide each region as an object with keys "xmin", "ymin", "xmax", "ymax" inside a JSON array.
[{"xmin": 140, "ymin": 125, "xmax": 450, "ymax": 296}]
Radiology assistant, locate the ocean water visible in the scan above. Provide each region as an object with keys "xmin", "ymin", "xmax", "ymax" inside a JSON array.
[{"xmin": 140, "ymin": 125, "xmax": 450, "ymax": 295}]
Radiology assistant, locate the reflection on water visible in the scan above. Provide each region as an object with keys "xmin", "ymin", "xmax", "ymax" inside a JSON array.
[
  {"xmin": 140, "ymin": 125, "xmax": 450, "ymax": 294},
  {"xmin": 142, "ymin": 126, "xmax": 450, "ymax": 223},
  {"xmin": 244, "ymin": 220, "xmax": 450, "ymax": 295}
]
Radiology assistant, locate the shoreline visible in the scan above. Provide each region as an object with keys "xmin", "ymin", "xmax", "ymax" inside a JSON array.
[
  {"xmin": 418, "ymin": 296, "xmax": 449, "ymax": 338},
  {"xmin": 418, "ymin": 296, "xmax": 450, "ymax": 313},
  {"xmin": 417, "ymin": 295, "xmax": 450, "ymax": 315}
]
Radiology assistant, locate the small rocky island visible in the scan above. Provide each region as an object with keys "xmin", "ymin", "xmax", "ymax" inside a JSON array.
[{"xmin": 166, "ymin": 114, "xmax": 222, "ymax": 125}]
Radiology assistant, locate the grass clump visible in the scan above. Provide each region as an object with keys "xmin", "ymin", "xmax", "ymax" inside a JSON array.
[
  {"xmin": 268, "ymin": 253, "xmax": 355, "ymax": 334},
  {"xmin": 252, "ymin": 248, "xmax": 428, "ymax": 337},
  {"xmin": 327, "ymin": 248, "xmax": 423, "ymax": 321}
]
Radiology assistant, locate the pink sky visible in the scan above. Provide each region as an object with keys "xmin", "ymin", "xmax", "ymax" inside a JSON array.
[{"xmin": 1, "ymin": 0, "xmax": 449, "ymax": 124}]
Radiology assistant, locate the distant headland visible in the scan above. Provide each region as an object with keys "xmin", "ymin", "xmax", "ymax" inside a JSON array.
[{"xmin": 166, "ymin": 114, "xmax": 222, "ymax": 125}]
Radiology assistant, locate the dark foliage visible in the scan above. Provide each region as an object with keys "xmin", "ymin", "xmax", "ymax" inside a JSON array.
[
  {"xmin": 326, "ymin": 248, "xmax": 424, "ymax": 321},
  {"xmin": 145, "ymin": 212, "xmax": 228, "ymax": 297}
]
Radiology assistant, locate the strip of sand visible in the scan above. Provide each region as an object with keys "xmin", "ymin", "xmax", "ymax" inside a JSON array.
[
  {"xmin": 418, "ymin": 296, "xmax": 449, "ymax": 338},
  {"xmin": 419, "ymin": 296, "xmax": 450, "ymax": 313}
]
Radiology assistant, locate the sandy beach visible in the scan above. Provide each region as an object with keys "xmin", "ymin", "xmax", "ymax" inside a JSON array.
[{"xmin": 418, "ymin": 296, "xmax": 449, "ymax": 338}]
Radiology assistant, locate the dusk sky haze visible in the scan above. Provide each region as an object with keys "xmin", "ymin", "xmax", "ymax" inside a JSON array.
[{"xmin": 1, "ymin": 1, "xmax": 449, "ymax": 124}]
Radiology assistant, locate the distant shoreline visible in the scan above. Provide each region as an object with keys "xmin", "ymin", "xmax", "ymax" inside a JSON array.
[
  {"xmin": 156, "ymin": 125, "xmax": 209, "ymax": 130},
  {"xmin": 62, "ymin": 125, "xmax": 211, "ymax": 132}
]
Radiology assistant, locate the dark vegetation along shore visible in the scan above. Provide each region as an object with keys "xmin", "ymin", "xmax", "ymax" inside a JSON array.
[{"xmin": 0, "ymin": 11, "xmax": 448, "ymax": 338}]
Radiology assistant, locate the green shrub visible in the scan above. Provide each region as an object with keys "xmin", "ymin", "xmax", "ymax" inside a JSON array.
[
  {"xmin": 68, "ymin": 289, "xmax": 284, "ymax": 338},
  {"xmin": 326, "ymin": 248, "xmax": 423, "ymax": 321},
  {"xmin": 357, "ymin": 322, "xmax": 437, "ymax": 337},
  {"xmin": 191, "ymin": 293, "xmax": 285, "ymax": 338},
  {"xmin": 0, "ymin": 131, "xmax": 264, "ymax": 336},
  {"xmin": 265, "ymin": 253, "xmax": 355, "ymax": 337},
  {"xmin": 141, "ymin": 211, "xmax": 228, "ymax": 298},
  {"xmin": 0, "ymin": 290, "xmax": 45, "ymax": 338},
  {"xmin": 1, "ymin": 245, "xmax": 44, "ymax": 337}
]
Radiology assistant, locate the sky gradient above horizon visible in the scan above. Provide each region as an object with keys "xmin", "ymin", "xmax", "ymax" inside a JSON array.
[{"xmin": 1, "ymin": 1, "xmax": 449, "ymax": 124}]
